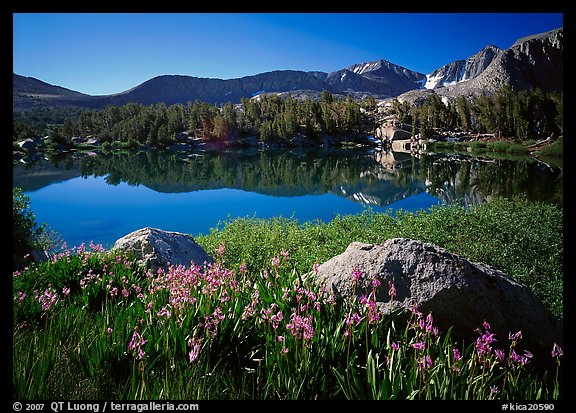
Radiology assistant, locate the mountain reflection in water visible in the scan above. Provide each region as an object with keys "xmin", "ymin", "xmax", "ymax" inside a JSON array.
[{"xmin": 13, "ymin": 147, "xmax": 562, "ymax": 247}]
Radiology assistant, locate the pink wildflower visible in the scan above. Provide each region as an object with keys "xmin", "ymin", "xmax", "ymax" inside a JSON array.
[
  {"xmin": 412, "ymin": 341, "xmax": 425, "ymax": 351},
  {"xmin": 551, "ymin": 342, "xmax": 563, "ymax": 358}
]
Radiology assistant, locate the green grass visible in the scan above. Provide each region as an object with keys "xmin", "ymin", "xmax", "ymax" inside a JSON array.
[
  {"xmin": 427, "ymin": 140, "xmax": 532, "ymax": 157},
  {"xmin": 13, "ymin": 196, "xmax": 563, "ymax": 400},
  {"xmin": 197, "ymin": 196, "xmax": 562, "ymax": 320}
]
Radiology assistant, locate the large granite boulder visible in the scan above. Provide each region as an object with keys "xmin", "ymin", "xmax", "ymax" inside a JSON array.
[
  {"xmin": 112, "ymin": 227, "xmax": 214, "ymax": 272},
  {"xmin": 315, "ymin": 238, "xmax": 562, "ymax": 363}
]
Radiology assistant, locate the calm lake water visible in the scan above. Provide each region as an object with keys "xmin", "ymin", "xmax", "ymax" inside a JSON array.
[{"xmin": 13, "ymin": 147, "xmax": 563, "ymax": 249}]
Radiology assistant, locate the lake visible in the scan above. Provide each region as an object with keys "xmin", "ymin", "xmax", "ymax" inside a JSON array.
[{"xmin": 13, "ymin": 147, "xmax": 563, "ymax": 249}]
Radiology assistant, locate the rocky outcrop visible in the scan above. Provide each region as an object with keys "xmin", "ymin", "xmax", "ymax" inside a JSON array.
[
  {"xmin": 438, "ymin": 27, "xmax": 563, "ymax": 97},
  {"xmin": 424, "ymin": 45, "xmax": 501, "ymax": 89},
  {"xmin": 112, "ymin": 227, "xmax": 214, "ymax": 272},
  {"xmin": 314, "ymin": 238, "xmax": 562, "ymax": 363}
]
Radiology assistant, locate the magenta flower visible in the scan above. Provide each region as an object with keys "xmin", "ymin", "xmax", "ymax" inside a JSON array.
[
  {"xmin": 417, "ymin": 355, "xmax": 433, "ymax": 371},
  {"xmin": 312, "ymin": 262, "xmax": 319, "ymax": 274},
  {"xmin": 412, "ymin": 341, "xmax": 425, "ymax": 351},
  {"xmin": 277, "ymin": 335, "xmax": 284, "ymax": 343},
  {"xmin": 239, "ymin": 262, "xmax": 247, "ymax": 274},
  {"xmin": 107, "ymin": 327, "xmax": 113, "ymax": 335},
  {"xmin": 345, "ymin": 312, "xmax": 362, "ymax": 326},
  {"xmin": 286, "ymin": 311, "xmax": 315, "ymax": 341},
  {"xmin": 509, "ymin": 331, "xmax": 522, "ymax": 343},
  {"xmin": 391, "ymin": 342, "xmax": 400, "ymax": 351},
  {"xmin": 352, "ymin": 267, "xmax": 363, "ymax": 283},
  {"xmin": 453, "ymin": 348, "xmax": 462, "ymax": 362},
  {"xmin": 128, "ymin": 327, "xmax": 148, "ymax": 360},
  {"xmin": 366, "ymin": 300, "xmax": 381, "ymax": 324},
  {"xmin": 388, "ymin": 278, "xmax": 397, "ymax": 301},
  {"xmin": 188, "ymin": 338, "xmax": 202, "ymax": 363},
  {"xmin": 271, "ymin": 256, "xmax": 281, "ymax": 268},
  {"xmin": 551, "ymin": 342, "xmax": 563, "ymax": 358}
]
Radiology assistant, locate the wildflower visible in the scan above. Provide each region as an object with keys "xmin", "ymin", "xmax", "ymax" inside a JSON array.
[
  {"xmin": 495, "ymin": 348, "xmax": 506, "ymax": 362},
  {"xmin": 453, "ymin": 348, "xmax": 462, "ymax": 362},
  {"xmin": 417, "ymin": 355, "xmax": 433, "ymax": 371},
  {"xmin": 345, "ymin": 312, "xmax": 362, "ymax": 326},
  {"xmin": 409, "ymin": 303, "xmax": 421, "ymax": 318},
  {"xmin": 286, "ymin": 310, "xmax": 315, "ymax": 341},
  {"xmin": 489, "ymin": 385, "xmax": 500, "ymax": 399},
  {"xmin": 157, "ymin": 306, "xmax": 171, "ymax": 318},
  {"xmin": 391, "ymin": 342, "xmax": 400, "ymax": 351},
  {"xmin": 509, "ymin": 330, "xmax": 522, "ymax": 344},
  {"xmin": 188, "ymin": 338, "xmax": 202, "ymax": 363},
  {"xmin": 371, "ymin": 276, "xmax": 381, "ymax": 289},
  {"xmin": 388, "ymin": 278, "xmax": 397, "ymax": 301},
  {"xmin": 510, "ymin": 349, "xmax": 532, "ymax": 366},
  {"xmin": 277, "ymin": 335, "xmax": 284, "ymax": 343},
  {"xmin": 366, "ymin": 300, "xmax": 381, "ymax": 324},
  {"xmin": 451, "ymin": 348, "xmax": 462, "ymax": 373},
  {"xmin": 107, "ymin": 327, "xmax": 113, "ymax": 335},
  {"xmin": 128, "ymin": 326, "xmax": 148, "ymax": 360},
  {"xmin": 412, "ymin": 341, "xmax": 425, "ymax": 351},
  {"xmin": 38, "ymin": 286, "xmax": 59, "ymax": 311},
  {"xmin": 312, "ymin": 262, "xmax": 319, "ymax": 274},
  {"xmin": 425, "ymin": 312, "xmax": 434, "ymax": 332},
  {"xmin": 352, "ymin": 266, "xmax": 363, "ymax": 283},
  {"xmin": 62, "ymin": 287, "xmax": 70, "ymax": 296},
  {"xmin": 17, "ymin": 291, "xmax": 26, "ymax": 301},
  {"xmin": 551, "ymin": 342, "xmax": 563, "ymax": 358},
  {"xmin": 270, "ymin": 310, "xmax": 283, "ymax": 329}
]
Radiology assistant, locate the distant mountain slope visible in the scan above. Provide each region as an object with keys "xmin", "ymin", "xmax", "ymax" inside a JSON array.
[
  {"xmin": 13, "ymin": 27, "xmax": 562, "ymax": 112},
  {"xmin": 13, "ymin": 60, "xmax": 425, "ymax": 111},
  {"xmin": 13, "ymin": 74, "xmax": 95, "ymax": 111},
  {"xmin": 395, "ymin": 27, "xmax": 563, "ymax": 104},
  {"xmin": 426, "ymin": 27, "xmax": 563, "ymax": 98},
  {"xmin": 327, "ymin": 59, "xmax": 426, "ymax": 97},
  {"xmin": 424, "ymin": 45, "xmax": 502, "ymax": 89}
]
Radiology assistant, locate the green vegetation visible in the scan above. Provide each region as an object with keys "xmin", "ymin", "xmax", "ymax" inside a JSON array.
[
  {"xmin": 197, "ymin": 197, "xmax": 562, "ymax": 320},
  {"xmin": 13, "ymin": 196, "xmax": 563, "ymax": 399},
  {"xmin": 394, "ymin": 87, "xmax": 562, "ymax": 141},
  {"xmin": 13, "ymin": 92, "xmax": 374, "ymax": 149},
  {"xmin": 14, "ymin": 87, "xmax": 563, "ymax": 153},
  {"xmin": 427, "ymin": 139, "xmax": 531, "ymax": 155},
  {"xmin": 12, "ymin": 187, "xmax": 60, "ymax": 271}
]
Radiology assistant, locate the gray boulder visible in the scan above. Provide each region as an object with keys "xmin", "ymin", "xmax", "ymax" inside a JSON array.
[
  {"xmin": 112, "ymin": 227, "xmax": 214, "ymax": 272},
  {"xmin": 17, "ymin": 137, "xmax": 45, "ymax": 152},
  {"xmin": 315, "ymin": 238, "xmax": 562, "ymax": 363}
]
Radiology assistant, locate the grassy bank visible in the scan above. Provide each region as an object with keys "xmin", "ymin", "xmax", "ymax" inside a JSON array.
[
  {"xmin": 13, "ymin": 197, "xmax": 563, "ymax": 399},
  {"xmin": 197, "ymin": 196, "xmax": 562, "ymax": 320}
]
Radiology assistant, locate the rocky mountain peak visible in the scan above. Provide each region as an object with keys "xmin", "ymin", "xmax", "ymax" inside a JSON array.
[{"xmin": 13, "ymin": 27, "xmax": 562, "ymax": 112}]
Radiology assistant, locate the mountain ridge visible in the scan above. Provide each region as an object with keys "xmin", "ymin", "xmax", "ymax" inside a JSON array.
[{"xmin": 13, "ymin": 27, "xmax": 562, "ymax": 112}]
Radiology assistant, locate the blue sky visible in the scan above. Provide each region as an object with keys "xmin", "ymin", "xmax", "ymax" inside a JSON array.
[{"xmin": 13, "ymin": 13, "xmax": 563, "ymax": 96}]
